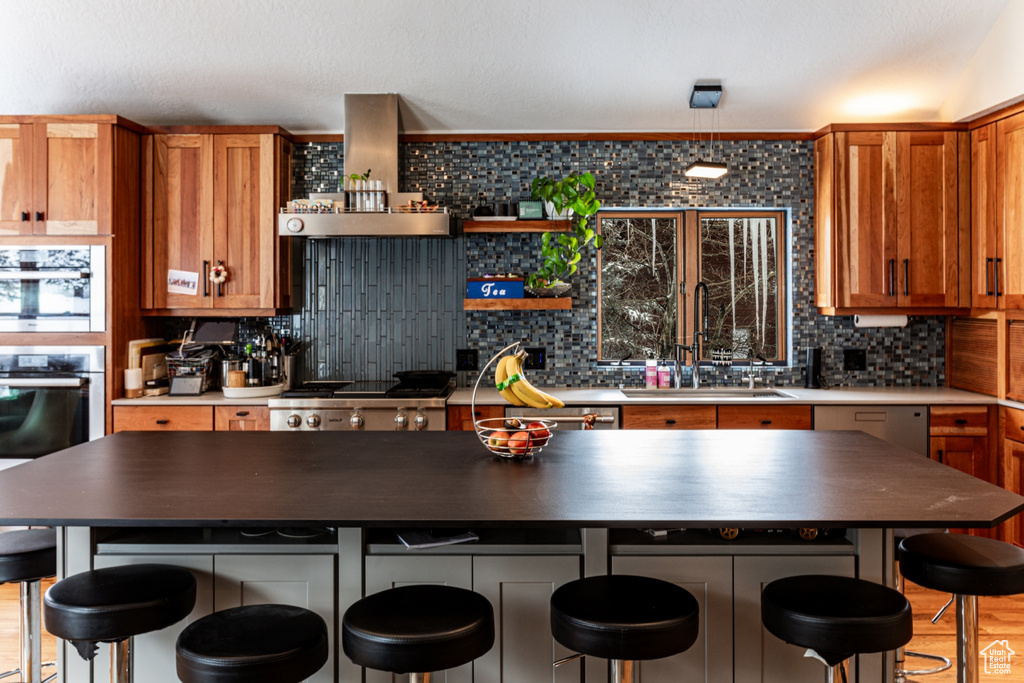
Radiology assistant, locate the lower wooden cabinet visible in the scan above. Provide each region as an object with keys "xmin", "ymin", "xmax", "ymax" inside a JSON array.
[
  {"xmin": 929, "ymin": 406, "xmax": 996, "ymax": 537},
  {"xmin": 718, "ymin": 405, "xmax": 812, "ymax": 430},
  {"xmin": 622, "ymin": 405, "xmax": 716, "ymax": 429},
  {"xmin": 364, "ymin": 552, "xmax": 580, "ymax": 683},
  {"xmin": 612, "ymin": 553, "xmax": 854, "ymax": 683},
  {"xmin": 447, "ymin": 405, "xmax": 505, "ymax": 431},
  {"xmin": 92, "ymin": 552, "xmax": 335, "ymax": 683},
  {"xmin": 113, "ymin": 405, "xmax": 269, "ymax": 432},
  {"xmin": 1001, "ymin": 407, "xmax": 1024, "ymax": 545}
]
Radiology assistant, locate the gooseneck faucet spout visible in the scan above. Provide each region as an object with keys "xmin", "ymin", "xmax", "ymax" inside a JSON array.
[{"xmin": 691, "ymin": 282, "xmax": 709, "ymax": 389}]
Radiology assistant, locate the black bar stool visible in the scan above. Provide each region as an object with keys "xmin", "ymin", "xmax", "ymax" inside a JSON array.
[
  {"xmin": 0, "ymin": 529, "xmax": 57, "ymax": 683},
  {"xmin": 342, "ymin": 584, "xmax": 494, "ymax": 683},
  {"xmin": 550, "ymin": 575, "xmax": 700, "ymax": 683},
  {"xmin": 761, "ymin": 574, "xmax": 913, "ymax": 683},
  {"xmin": 43, "ymin": 563, "xmax": 197, "ymax": 683},
  {"xmin": 176, "ymin": 604, "xmax": 328, "ymax": 682},
  {"xmin": 899, "ymin": 533, "xmax": 1024, "ymax": 683}
]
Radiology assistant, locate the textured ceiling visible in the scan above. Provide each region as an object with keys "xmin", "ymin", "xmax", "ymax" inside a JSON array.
[{"xmin": 0, "ymin": 0, "xmax": 1011, "ymax": 133}]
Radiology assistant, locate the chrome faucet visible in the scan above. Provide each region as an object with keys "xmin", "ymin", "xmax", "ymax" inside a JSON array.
[{"xmin": 675, "ymin": 282, "xmax": 709, "ymax": 389}]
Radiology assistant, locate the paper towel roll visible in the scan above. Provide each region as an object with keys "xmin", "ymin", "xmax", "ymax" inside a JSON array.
[{"xmin": 853, "ymin": 314, "xmax": 908, "ymax": 328}]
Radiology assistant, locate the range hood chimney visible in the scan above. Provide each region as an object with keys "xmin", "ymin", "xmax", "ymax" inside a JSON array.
[{"xmin": 279, "ymin": 93, "xmax": 450, "ymax": 238}]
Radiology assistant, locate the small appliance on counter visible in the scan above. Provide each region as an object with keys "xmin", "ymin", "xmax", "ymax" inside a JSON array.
[{"xmin": 804, "ymin": 347, "xmax": 823, "ymax": 389}]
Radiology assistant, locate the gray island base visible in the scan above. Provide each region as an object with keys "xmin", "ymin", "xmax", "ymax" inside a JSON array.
[{"xmin": 2, "ymin": 430, "xmax": 1020, "ymax": 683}]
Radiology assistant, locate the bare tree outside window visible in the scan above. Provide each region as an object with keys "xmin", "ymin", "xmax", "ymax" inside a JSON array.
[
  {"xmin": 598, "ymin": 216, "xmax": 677, "ymax": 360},
  {"xmin": 699, "ymin": 212, "xmax": 784, "ymax": 361}
]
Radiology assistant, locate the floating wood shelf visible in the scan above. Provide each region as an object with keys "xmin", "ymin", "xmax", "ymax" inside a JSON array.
[
  {"xmin": 463, "ymin": 220, "xmax": 571, "ymax": 233},
  {"xmin": 463, "ymin": 298, "xmax": 572, "ymax": 311}
]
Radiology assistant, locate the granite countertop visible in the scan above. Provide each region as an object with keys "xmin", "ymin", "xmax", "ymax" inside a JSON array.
[{"xmin": 1, "ymin": 430, "xmax": 1021, "ymax": 529}]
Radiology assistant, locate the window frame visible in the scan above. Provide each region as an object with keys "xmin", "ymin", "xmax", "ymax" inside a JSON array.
[{"xmin": 597, "ymin": 208, "xmax": 789, "ymax": 367}]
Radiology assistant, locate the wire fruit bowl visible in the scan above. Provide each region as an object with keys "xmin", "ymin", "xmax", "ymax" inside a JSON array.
[{"xmin": 475, "ymin": 417, "xmax": 557, "ymax": 459}]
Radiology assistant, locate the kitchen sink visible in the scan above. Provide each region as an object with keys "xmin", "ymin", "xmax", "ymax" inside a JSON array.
[{"xmin": 619, "ymin": 388, "xmax": 796, "ymax": 399}]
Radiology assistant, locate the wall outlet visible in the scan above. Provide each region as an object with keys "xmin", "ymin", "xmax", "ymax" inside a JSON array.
[
  {"xmin": 843, "ymin": 349, "xmax": 867, "ymax": 372},
  {"xmin": 523, "ymin": 347, "xmax": 546, "ymax": 370},
  {"xmin": 455, "ymin": 349, "xmax": 478, "ymax": 372}
]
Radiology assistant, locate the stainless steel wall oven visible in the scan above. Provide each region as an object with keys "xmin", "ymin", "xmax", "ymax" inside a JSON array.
[{"xmin": 0, "ymin": 245, "xmax": 105, "ymax": 332}]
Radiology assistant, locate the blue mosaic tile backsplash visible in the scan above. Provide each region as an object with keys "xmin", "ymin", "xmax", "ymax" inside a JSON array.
[{"xmin": 282, "ymin": 138, "xmax": 945, "ymax": 388}]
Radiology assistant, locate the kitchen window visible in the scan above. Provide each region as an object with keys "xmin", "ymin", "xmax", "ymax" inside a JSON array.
[{"xmin": 597, "ymin": 209, "xmax": 788, "ymax": 364}]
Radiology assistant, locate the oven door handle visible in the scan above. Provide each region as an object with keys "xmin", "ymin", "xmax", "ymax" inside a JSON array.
[
  {"xmin": 0, "ymin": 271, "xmax": 90, "ymax": 280},
  {"xmin": 1, "ymin": 377, "xmax": 88, "ymax": 388}
]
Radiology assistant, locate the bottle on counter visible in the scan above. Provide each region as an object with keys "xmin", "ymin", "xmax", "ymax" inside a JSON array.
[
  {"xmin": 658, "ymin": 361, "xmax": 671, "ymax": 388},
  {"xmin": 645, "ymin": 359, "xmax": 658, "ymax": 389},
  {"xmin": 246, "ymin": 343, "xmax": 262, "ymax": 387}
]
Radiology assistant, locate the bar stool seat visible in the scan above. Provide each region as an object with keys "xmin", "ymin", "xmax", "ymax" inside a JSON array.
[
  {"xmin": 899, "ymin": 533, "xmax": 1024, "ymax": 596},
  {"xmin": 176, "ymin": 604, "xmax": 329, "ymax": 683},
  {"xmin": 0, "ymin": 529, "xmax": 56, "ymax": 584},
  {"xmin": 761, "ymin": 575, "xmax": 912, "ymax": 667},
  {"xmin": 343, "ymin": 584, "xmax": 494, "ymax": 675},
  {"xmin": 551, "ymin": 575, "xmax": 699, "ymax": 663}
]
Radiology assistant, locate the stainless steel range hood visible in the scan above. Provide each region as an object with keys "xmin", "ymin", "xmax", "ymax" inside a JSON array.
[{"xmin": 279, "ymin": 94, "xmax": 450, "ymax": 238}]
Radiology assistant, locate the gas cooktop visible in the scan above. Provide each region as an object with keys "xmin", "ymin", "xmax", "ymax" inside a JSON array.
[{"xmin": 278, "ymin": 380, "xmax": 454, "ymax": 400}]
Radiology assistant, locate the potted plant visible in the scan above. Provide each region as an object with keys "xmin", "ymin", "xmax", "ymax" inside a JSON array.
[{"xmin": 526, "ymin": 172, "xmax": 603, "ymax": 294}]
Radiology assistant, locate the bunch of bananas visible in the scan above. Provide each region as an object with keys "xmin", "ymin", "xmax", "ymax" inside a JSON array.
[{"xmin": 494, "ymin": 351, "xmax": 564, "ymax": 409}]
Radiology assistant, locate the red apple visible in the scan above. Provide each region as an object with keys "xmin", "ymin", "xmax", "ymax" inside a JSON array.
[
  {"xmin": 526, "ymin": 421, "xmax": 551, "ymax": 447},
  {"xmin": 507, "ymin": 430, "xmax": 533, "ymax": 456},
  {"xmin": 487, "ymin": 430, "xmax": 511, "ymax": 453}
]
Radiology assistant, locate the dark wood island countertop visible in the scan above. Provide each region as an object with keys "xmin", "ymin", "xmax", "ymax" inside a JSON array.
[{"xmin": 0, "ymin": 430, "xmax": 1021, "ymax": 529}]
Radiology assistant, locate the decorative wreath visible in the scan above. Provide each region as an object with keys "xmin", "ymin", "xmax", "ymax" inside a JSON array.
[{"xmin": 209, "ymin": 264, "xmax": 228, "ymax": 284}]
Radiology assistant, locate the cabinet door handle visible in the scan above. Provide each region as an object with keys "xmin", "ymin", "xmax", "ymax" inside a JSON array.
[
  {"xmin": 937, "ymin": 449, "xmax": 943, "ymax": 462},
  {"xmin": 20, "ymin": 212, "xmax": 29, "ymax": 222},
  {"xmin": 955, "ymin": 419, "xmax": 968, "ymax": 425},
  {"xmin": 202, "ymin": 260, "xmax": 210, "ymax": 297},
  {"xmin": 903, "ymin": 259, "xmax": 909, "ymax": 297},
  {"xmin": 155, "ymin": 419, "xmax": 169, "ymax": 425},
  {"xmin": 235, "ymin": 411, "xmax": 249, "ymax": 417},
  {"xmin": 761, "ymin": 419, "xmax": 772, "ymax": 425},
  {"xmin": 665, "ymin": 419, "xmax": 677, "ymax": 425},
  {"xmin": 889, "ymin": 260, "xmax": 896, "ymax": 296},
  {"xmin": 986, "ymin": 258, "xmax": 994, "ymax": 296},
  {"xmin": 995, "ymin": 258, "xmax": 1002, "ymax": 297},
  {"xmin": 216, "ymin": 260, "xmax": 224, "ymax": 297},
  {"xmin": 35, "ymin": 211, "xmax": 43, "ymax": 222}
]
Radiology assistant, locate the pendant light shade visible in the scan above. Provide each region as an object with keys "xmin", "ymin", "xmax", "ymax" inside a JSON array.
[{"xmin": 684, "ymin": 160, "xmax": 728, "ymax": 179}]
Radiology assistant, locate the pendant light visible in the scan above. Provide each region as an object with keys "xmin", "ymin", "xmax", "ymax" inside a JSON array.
[{"xmin": 685, "ymin": 84, "xmax": 728, "ymax": 179}]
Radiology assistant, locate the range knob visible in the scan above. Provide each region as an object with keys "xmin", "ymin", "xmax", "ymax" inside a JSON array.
[
  {"xmin": 350, "ymin": 413, "xmax": 364, "ymax": 430},
  {"xmin": 306, "ymin": 414, "xmax": 321, "ymax": 429},
  {"xmin": 394, "ymin": 412, "xmax": 409, "ymax": 430},
  {"xmin": 413, "ymin": 412, "xmax": 429, "ymax": 430},
  {"xmin": 286, "ymin": 414, "xmax": 301, "ymax": 429}
]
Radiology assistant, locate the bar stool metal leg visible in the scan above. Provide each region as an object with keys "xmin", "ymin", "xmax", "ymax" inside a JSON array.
[
  {"xmin": 956, "ymin": 594, "xmax": 978, "ymax": 683},
  {"xmin": 110, "ymin": 638, "xmax": 130, "ymax": 683},
  {"xmin": 827, "ymin": 662, "xmax": 845, "ymax": 683},
  {"xmin": 409, "ymin": 673, "xmax": 432, "ymax": 683},
  {"xmin": 611, "ymin": 659, "xmax": 639, "ymax": 683},
  {"xmin": 20, "ymin": 579, "xmax": 41, "ymax": 683}
]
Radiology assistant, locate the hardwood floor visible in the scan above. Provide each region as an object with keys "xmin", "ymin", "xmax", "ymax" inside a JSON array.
[{"xmin": 0, "ymin": 577, "xmax": 1020, "ymax": 680}]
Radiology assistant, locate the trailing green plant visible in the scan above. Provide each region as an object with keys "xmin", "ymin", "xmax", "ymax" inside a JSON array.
[{"xmin": 527, "ymin": 172, "xmax": 603, "ymax": 288}]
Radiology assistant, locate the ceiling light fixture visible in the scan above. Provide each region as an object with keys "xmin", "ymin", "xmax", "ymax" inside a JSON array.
[{"xmin": 685, "ymin": 84, "xmax": 728, "ymax": 180}]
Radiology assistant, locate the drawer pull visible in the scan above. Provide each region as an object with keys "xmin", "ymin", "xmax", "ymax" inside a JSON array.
[
  {"xmin": 955, "ymin": 419, "xmax": 968, "ymax": 425},
  {"xmin": 473, "ymin": 411, "xmax": 482, "ymax": 417},
  {"xmin": 235, "ymin": 411, "xmax": 249, "ymax": 417},
  {"xmin": 665, "ymin": 419, "xmax": 677, "ymax": 425},
  {"xmin": 761, "ymin": 420, "xmax": 772, "ymax": 425},
  {"xmin": 155, "ymin": 419, "xmax": 169, "ymax": 425}
]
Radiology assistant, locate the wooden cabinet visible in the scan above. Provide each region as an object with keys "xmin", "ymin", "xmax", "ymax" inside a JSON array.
[
  {"xmin": 814, "ymin": 129, "xmax": 964, "ymax": 311},
  {"xmin": 930, "ymin": 405, "xmax": 996, "ymax": 537},
  {"xmin": 972, "ymin": 113, "xmax": 1024, "ymax": 310},
  {"xmin": 447, "ymin": 405, "xmax": 504, "ymax": 431},
  {"xmin": 114, "ymin": 404, "xmax": 269, "ymax": 432},
  {"xmin": 0, "ymin": 120, "xmax": 113, "ymax": 236},
  {"xmin": 622, "ymin": 405, "xmax": 716, "ymax": 429},
  {"xmin": 717, "ymin": 405, "xmax": 812, "ymax": 430},
  {"xmin": 113, "ymin": 405, "xmax": 214, "ymax": 432},
  {"xmin": 214, "ymin": 405, "xmax": 270, "ymax": 431},
  {"xmin": 1000, "ymin": 407, "xmax": 1024, "ymax": 545},
  {"xmin": 145, "ymin": 130, "xmax": 292, "ymax": 314}
]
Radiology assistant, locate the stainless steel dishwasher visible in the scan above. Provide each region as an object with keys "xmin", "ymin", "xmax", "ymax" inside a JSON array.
[
  {"xmin": 813, "ymin": 405, "xmax": 928, "ymax": 456},
  {"xmin": 505, "ymin": 405, "xmax": 619, "ymax": 429}
]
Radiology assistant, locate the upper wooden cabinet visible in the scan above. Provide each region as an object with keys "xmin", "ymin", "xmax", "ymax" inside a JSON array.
[
  {"xmin": 144, "ymin": 130, "xmax": 292, "ymax": 314},
  {"xmin": 972, "ymin": 113, "xmax": 1024, "ymax": 310},
  {"xmin": 814, "ymin": 129, "xmax": 965, "ymax": 312},
  {"xmin": 0, "ymin": 120, "xmax": 113, "ymax": 235}
]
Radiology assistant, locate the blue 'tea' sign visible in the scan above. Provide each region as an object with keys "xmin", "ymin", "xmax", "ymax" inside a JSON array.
[{"xmin": 467, "ymin": 279, "xmax": 524, "ymax": 299}]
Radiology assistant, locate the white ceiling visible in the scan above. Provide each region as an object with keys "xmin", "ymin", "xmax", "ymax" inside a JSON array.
[{"xmin": 0, "ymin": 0, "xmax": 1014, "ymax": 134}]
